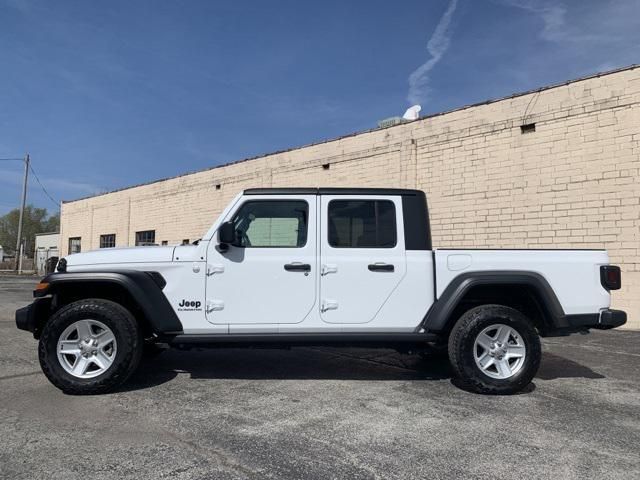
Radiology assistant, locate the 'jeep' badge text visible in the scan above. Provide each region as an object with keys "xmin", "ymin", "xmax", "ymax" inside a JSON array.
[{"xmin": 178, "ymin": 300, "xmax": 202, "ymax": 311}]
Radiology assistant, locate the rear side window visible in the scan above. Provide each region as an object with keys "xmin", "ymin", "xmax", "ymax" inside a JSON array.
[
  {"xmin": 233, "ymin": 200, "xmax": 308, "ymax": 248},
  {"xmin": 328, "ymin": 200, "xmax": 396, "ymax": 248}
]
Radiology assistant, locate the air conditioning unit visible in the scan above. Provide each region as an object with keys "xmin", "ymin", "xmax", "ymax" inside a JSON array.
[{"xmin": 377, "ymin": 117, "xmax": 405, "ymax": 128}]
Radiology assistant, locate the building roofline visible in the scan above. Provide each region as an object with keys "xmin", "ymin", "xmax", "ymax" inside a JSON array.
[
  {"xmin": 34, "ymin": 231, "xmax": 60, "ymax": 236},
  {"xmin": 244, "ymin": 187, "xmax": 423, "ymax": 196},
  {"xmin": 62, "ymin": 63, "xmax": 639, "ymax": 205}
]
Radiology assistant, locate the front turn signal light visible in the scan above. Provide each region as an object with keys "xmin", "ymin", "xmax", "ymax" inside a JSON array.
[{"xmin": 34, "ymin": 282, "xmax": 49, "ymax": 297}]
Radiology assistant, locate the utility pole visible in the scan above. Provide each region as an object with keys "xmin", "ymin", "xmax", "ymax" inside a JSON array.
[{"xmin": 15, "ymin": 154, "xmax": 29, "ymax": 272}]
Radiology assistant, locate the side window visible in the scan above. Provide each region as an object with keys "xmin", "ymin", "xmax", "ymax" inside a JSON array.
[
  {"xmin": 68, "ymin": 237, "xmax": 81, "ymax": 254},
  {"xmin": 328, "ymin": 200, "xmax": 396, "ymax": 248},
  {"xmin": 233, "ymin": 200, "xmax": 308, "ymax": 248}
]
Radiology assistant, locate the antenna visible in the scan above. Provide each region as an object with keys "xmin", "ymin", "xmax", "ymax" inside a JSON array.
[{"xmin": 402, "ymin": 105, "xmax": 422, "ymax": 121}]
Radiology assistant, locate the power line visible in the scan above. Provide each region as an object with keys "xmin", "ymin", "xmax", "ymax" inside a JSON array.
[
  {"xmin": 1, "ymin": 155, "xmax": 59, "ymax": 210},
  {"xmin": 28, "ymin": 163, "xmax": 60, "ymax": 209}
]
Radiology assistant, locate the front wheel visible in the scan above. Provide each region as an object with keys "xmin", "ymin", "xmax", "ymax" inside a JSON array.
[
  {"xmin": 448, "ymin": 304, "xmax": 541, "ymax": 394},
  {"xmin": 39, "ymin": 299, "xmax": 143, "ymax": 395}
]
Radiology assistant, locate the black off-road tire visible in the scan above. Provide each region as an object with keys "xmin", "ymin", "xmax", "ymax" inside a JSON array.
[
  {"xmin": 39, "ymin": 299, "xmax": 143, "ymax": 395},
  {"xmin": 448, "ymin": 304, "xmax": 541, "ymax": 395}
]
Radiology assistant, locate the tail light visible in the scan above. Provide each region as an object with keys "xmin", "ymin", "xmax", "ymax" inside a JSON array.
[{"xmin": 600, "ymin": 265, "xmax": 621, "ymax": 290}]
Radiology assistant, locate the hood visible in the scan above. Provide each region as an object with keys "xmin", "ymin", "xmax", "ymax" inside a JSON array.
[{"xmin": 65, "ymin": 246, "xmax": 176, "ymax": 267}]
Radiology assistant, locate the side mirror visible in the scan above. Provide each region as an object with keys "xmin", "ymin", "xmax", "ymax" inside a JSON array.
[{"xmin": 218, "ymin": 221, "xmax": 237, "ymax": 247}]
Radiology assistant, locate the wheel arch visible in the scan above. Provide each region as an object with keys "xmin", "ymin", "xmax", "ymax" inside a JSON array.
[
  {"xmin": 421, "ymin": 271, "xmax": 566, "ymax": 337},
  {"xmin": 38, "ymin": 271, "xmax": 183, "ymax": 338}
]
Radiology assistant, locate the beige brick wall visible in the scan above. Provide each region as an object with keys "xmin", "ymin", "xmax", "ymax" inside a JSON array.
[{"xmin": 60, "ymin": 66, "xmax": 640, "ymax": 328}]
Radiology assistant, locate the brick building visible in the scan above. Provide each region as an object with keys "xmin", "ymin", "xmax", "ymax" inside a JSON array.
[{"xmin": 60, "ymin": 65, "xmax": 640, "ymax": 328}]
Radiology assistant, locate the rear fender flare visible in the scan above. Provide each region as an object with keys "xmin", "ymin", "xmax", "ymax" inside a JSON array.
[{"xmin": 421, "ymin": 271, "xmax": 566, "ymax": 333}]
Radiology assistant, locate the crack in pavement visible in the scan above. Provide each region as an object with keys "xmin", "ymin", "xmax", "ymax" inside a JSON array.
[
  {"xmin": 158, "ymin": 428, "xmax": 265, "ymax": 478},
  {"xmin": 544, "ymin": 341, "xmax": 640, "ymax": 357},
  {"xmin": 0, "ymin": 371, "xmax": 42, "ymax": 381}
]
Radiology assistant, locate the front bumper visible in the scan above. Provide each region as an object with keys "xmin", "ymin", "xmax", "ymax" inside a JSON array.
[{"xmin": 15, "ymin": 297, "xmax": 52, "ymax": 338}]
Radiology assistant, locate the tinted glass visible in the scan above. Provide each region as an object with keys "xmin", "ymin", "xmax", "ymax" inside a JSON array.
[
  {"xmin": 233, "ymin": 201, "xmax": 308, "ymax": 248},
  {"xmin": 328, "ymin": 200, "xmax": 396, "ymax": 248}
]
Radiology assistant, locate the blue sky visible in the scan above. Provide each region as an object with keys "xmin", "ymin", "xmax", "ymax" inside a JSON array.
[{"xmin": 1, "ymin": 0, "xmax": 638, "ymax": 215}]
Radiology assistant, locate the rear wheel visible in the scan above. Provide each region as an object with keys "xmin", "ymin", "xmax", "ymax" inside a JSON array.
[
  {"xmin": 39, "ymin": 299, "xmax": 143, "ymax": 395},
  {"xmin": 448, "ymin": 304, "xmax": 541, "ymax": 394}
]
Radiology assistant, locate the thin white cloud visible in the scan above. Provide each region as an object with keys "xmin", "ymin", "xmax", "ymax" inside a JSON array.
[
  {"xmin": 0, "ymin": 168, "xmax": 27, "ymax": 186},
  {"xmin": 536, "ymin": 4, "xmax": 566, "ymax": 42},
  {"xmin": 44, "ymin": 178, "xmax": 101, "ymax": 195},
  {"xmin": 407, "ymin": 0, "xmax": 459, "ymax": 105},
  {"xmin": 498, "ymin": 0, "xmax": 566, "ymax": 41},
  {"xmin": 0, "ymin": 168, "xmax": 100, "ymax": 195},
  {"xmin": 498, "ymin": 0, "xmax": 608, "ymax": 44},
  {"xmin": 2, "ymin": 0, "xmax": 32, "ymax": 14}
]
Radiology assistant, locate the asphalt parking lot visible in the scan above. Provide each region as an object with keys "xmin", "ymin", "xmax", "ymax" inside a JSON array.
[{"xmin": 1, "ymin": 275, "xmax": 639, "ymax": 479}]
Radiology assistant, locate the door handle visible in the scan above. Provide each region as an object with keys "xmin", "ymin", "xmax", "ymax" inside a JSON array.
[
  {"xmin": 321, "ymin": 264, "xmax": 338, "ymax": 276},
  {"xmin": 321, "ymin": 299, "xmax": 339, "ymax": 312},
  {"xmin": 368, "ymin": 263, "xmax": 394, "ymax": 272},
  {"xmin": 206, "ymin": 264, "xmax": 224, "ymax": 276},
  {"xmin": 206, "ymin": 300, "xmax": 224, "ymax": 313},
  {"xmin": 284, "ymin": 263, "xmax": 311, "ymax": 272}
]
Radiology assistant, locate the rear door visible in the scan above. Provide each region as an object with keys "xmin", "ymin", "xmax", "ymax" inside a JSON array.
[{"xmin": 319, "ymin": 195, "xmax": 406, "ymax": 324}]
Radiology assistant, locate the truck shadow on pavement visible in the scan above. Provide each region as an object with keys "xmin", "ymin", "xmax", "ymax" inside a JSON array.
[
  {"xmin": 117, "ymin": 348, "xmax": 604, "ymax": 394},
  {"xmin": 536, "ymin": 352, "xmax": 605, "ymax": 380}
]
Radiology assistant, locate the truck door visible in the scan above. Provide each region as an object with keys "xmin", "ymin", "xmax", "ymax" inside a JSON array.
[
  {"xmin": 206, "ymin": 195, "xmax": 317, "ymax": 325},
  {"xmin": 319, "ymin": 195, "xmax": 406, "ymax": 324}
]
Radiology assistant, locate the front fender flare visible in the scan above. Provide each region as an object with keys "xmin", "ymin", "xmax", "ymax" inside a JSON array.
[{"xmin": 40, "ymin": 270, "xmax": 183, "ymax": 335}]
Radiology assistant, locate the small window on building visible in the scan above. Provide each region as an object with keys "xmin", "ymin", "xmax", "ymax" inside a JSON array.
[
  {"xmin": 328, "ymin": 200, "xmax": 397, "ymax": 248},
  {"xmin": 135, "ymin": 230, "xmax": 156, "ymax": 246},
  {"xmin": 99, "ymin": 234, "xmax": 116, "ymax": 249},
  {"xmin": 68, "ymin": 237, "xmax": 81, "ymax": 255},
  {"xmin": 182, "ymin": 239, "xmax": 190, "ymax": 245},
  {"xmin": 232, "ymin": 200, "xmax": 308, "ymax": 248},
  {"xmin": 520, "ymin": 123, "xmax": 536, "ymax": 134},
  {"xmin": 161, "ymin": 241, "xmax": 168, "ymax": 246}
]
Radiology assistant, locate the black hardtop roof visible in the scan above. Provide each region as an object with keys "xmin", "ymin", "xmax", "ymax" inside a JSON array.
[{"xmin": 243, "ymin": 188, "xmax": 424, "ymax": 196}]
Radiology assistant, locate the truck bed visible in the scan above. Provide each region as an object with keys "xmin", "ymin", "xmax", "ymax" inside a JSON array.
[{"xmin": 434, "ymin": 249, "xmax": 610, "ymax": 315}]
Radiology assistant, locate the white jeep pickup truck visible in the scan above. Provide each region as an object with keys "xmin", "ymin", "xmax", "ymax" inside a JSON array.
[{"xmin": 16, "ymin": 188, "xmax": 626, "ymax": 395}]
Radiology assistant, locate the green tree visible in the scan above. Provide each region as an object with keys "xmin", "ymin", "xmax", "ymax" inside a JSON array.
[
  {"xmin": 0, "ymin": 205, "xmax": 59, "ymax": 257},
  {"xmin": 44, "ymin": 212, "xmax": 60, "ymax": 233}
]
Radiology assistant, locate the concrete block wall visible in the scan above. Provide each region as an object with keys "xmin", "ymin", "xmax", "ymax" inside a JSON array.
[{"xmin": 60, "ymin": 66, "xmax": 640, "ymax": 328}]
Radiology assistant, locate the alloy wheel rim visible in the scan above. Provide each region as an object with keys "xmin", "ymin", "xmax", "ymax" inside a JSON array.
[
  {"xmin": 473, "ymin": 323, "xmax": 526, "ymax": 380},
  {"xmin": 56, "ymin": 319, "xmax": 117, "ymax": 379}
]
